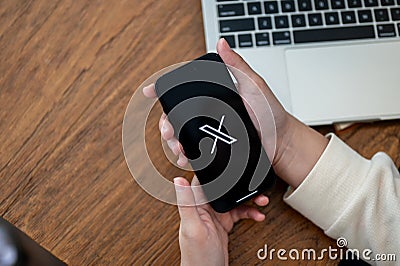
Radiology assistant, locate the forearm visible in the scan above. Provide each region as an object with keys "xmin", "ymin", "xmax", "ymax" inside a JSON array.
[{"xmin": 273, "ymin": 114, "xmax": 329, "ymax": 188}]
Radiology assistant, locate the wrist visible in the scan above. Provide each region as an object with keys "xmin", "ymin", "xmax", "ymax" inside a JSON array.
[{"xmin": 273, "ymin": 115, "xmax": 329, "ymax": 188}]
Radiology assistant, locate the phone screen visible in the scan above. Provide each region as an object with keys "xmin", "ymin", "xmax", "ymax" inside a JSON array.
[{"xmin": 155, "ymin": 53, "xmax": 275, "ymax": 212}]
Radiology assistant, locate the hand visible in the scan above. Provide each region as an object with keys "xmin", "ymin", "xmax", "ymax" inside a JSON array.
[
  {"xmin": 143, "ymin": 38, "xmax": 328, "ymax": 188},
  {"xmin": 143, "ymin": 38, "xmax": 329, "ymax": 266},
  {"xmin": 143, "ymin": 38, "xmax": 288, "ymax": 168},
  {"xmin": 173, "ymin": 176, "xmax": 269, "ymax": 266}
]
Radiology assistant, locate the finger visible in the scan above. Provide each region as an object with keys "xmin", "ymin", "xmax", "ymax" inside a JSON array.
[
  {"xmin": 142, "ymin": 84, "xmax": 157, "ymax": 98},
  {"xmin": 159, "ymin": 114, "xmax": 187, "ymax": 158},
  {"xmin": 216, "ymin": 38, "xmax": 264, "ymax": 88},
  {"xmin": 253, "ymin": 195, "xmax": 269, "ymax": 207},
  {"xmin": 159, "ymin": 114, "xmax": 175, "ymax": 140},
  {"xmin": 178, "ymin": 142, "xmax": 185, "ymax": 156},
  {"xmin": 174, "ymin": 177, "xmax": 202, "ymax": 225},
  {"xmin": 158, "ymin": 113, "xmax": 166, "ymax": 130},
  {"xmin": 191, "ymin": 175, "xmax": 200, "ymax": 186},
  {"xmin": 190, "ymin": 176, "xmax": 209, "ymax": 205},
  {"xmin": 231, "ymin": 205, "xmax": 265, "ymax": 223},
  {"xmin": 158, "ymin": 113, "xmax": 167, "ymax": 131},
  {"xmin": 177, "ymin": 153, "xmax": 188, "ymax": 167},
  {"xmin": 167, "ymin": 138, "xmax": 186, "ymax": 158},
  {"xmin": 167, "ymin": 138, "xmax": 181, "ymax": 156}
]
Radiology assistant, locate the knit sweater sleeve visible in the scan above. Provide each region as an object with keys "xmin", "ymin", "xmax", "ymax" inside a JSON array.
[{"xmin": 284, "ymin": 133, "xmax": 400, "ymax": 264}]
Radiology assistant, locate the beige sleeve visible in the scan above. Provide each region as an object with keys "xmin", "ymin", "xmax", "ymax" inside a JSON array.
[{"xmin": 284, "ymin": 133, "xmax": 400, "ymax": 264}]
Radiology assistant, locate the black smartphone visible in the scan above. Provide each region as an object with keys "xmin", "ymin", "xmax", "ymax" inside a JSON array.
[{"xmin": 155, "ymin": 53, "xmax": 276, "ymax": 213}]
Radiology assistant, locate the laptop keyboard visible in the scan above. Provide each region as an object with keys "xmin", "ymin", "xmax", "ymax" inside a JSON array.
[{"xmin": 217, "ymin": 0, "xmax": 400, "ymax": 47}]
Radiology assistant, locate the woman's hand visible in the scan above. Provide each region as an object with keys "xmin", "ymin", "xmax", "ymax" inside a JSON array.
[
  {"xmin": 143, "ymin": 38, "xmax": 329, "ymax": 265},
  {"xmin": 174, "ymin": 176, "xmax": 269, "ymax": 266},
  {"xmin": 143, "ymin": 38, "xmax": 288, "ymax": 168},
  {"xmin": 143, "ymin": 38, "xmax": 328, "ymax": 188}
]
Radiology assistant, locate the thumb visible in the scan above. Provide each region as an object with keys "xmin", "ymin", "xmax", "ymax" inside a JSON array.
[
  {"xmin": 216, "ymin": 38, "xmax": 264, "ymax": 89},
  {"xmin": 174, "ymin": 177, "xmax": 202, "ymax": 226},
  {"xmin": 217, "ymin": 38, "xmax": 284, "ymax": 119}
]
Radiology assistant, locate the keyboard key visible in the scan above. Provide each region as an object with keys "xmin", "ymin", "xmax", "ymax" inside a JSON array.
[
  {"xmin": 255, "ymin": 32, "xmax": 270, "ymax": 46},
  {"xmin": 248, "ymin": 2, "xmax": 262, "ymax": 15},
  {"xmin": 281, "ymin": 0, "xmax": 296, "ymax": 12},
  {"xmin": 264, "ymin": 1, "xmax": 279, "ymax": 14},
  {"xmin": 331, "ymin": 0, "xmax": 346, "ymax": 9},
  {"xmin": 258, "ymin": 17, "xmax": 272, "ymax": 30},
  {"xmin": 221, "ymin": 35, "xmax": 236, "ymax": 48},
  {"xmin": 341, "ymin": 11, "xmax": 357, "ymax": 23},
  {"xmin": 308, "ymin": 13, "xmax": 323, "ymax": 25},
  {"xmin": 398, "ymin": 23, "xmax": 400, "ymax": 36},
  {"xmin": 298, "ymin": 0, "xmax": 313, "ymax": 10},
  {"xmin": 258, "ymin": 17, "xmax": 273, "ymax": 29},
  {"xmin": 238, "ymin": 34, "xmax": 253, "ymax": 47},
  {"xmin": 315, "ymin": 0, "xmax": 330, "ymax": 10},
  {"xmin": 325, "ymin": 12, "xmax": 340, "ymax": 24},
  {"xmin": 377, "ymin": 24, "xmax": 396, "ymax": 37},
  {"xmin": 364, "ymin": 0, "xmax": 378, "ymax": 6},
  {"xmin": 293, "ymin": 25, "xmax": 375, "ymax": 43},
  {"xmin": 291, "ymin": 14, "xmax": 307, "ymax": 27},
  {"xmin": 374, "ymin": 8, "xmax": 390, "ymax": 21},
  {"xmin": 347, "ymin": 0, "xmax": 362, "ymax": 7},
  {"xmin": 275, "ymin": 15, "xmax": 290, "ymax": 28},
  {"xmin": 272, "ymin": 31, "xmax": 291, "ymax": 45},
  {"xmin": 219, "ymin": 18, "xmax": 255, "ymax": 32},
  {"xmin": 218, "ymin": 4, "xmax": 245, "ymax": 17},
  {"xmin": 380, "ymin": 0, "xmax": 395, "ymax": 5},
  {"xmin": 358, "ymin": 9, "xmax": 373, "ymax": 22},
  {"xmin": 391, "ymin": 8, "xmax": 400, "ymax": 20}
]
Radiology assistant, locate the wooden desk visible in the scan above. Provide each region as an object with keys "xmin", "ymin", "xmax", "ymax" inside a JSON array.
[{"xmin": 1, "ymin": 0, "xmax": 399, "ymax": 265}]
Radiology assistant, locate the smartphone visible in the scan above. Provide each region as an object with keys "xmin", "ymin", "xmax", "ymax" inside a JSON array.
[{"xmin": 155, "ymin": 53, "xmax": 276, "ymax": 213}]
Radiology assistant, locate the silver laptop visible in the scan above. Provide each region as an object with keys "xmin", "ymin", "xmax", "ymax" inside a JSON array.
[{"xmin": 201, "ymin": 0, "xmax": 400, "ymax": 125}]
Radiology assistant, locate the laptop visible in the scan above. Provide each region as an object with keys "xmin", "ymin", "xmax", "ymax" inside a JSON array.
[{"xmin": 201, "ymin": 0, "xmax": 400, "ymax": 125}]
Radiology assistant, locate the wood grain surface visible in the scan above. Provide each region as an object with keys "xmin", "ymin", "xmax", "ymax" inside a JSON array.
[{"xmin": 1, "ymin": 0, "xmax": 399, "ymax": 265}]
